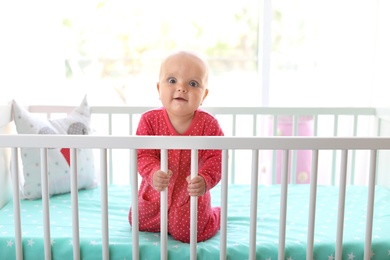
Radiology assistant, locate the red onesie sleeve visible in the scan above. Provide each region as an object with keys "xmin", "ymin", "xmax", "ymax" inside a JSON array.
[
  {"xmin": 136, "ymin": 110, "xmax": 162, "ymax": 187},
  {"xmin": 197, "ymin": 117, "xmax": 224, "ymax": 192}
]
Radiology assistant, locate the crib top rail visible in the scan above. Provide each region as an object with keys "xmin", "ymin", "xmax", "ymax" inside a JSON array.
[
  {"xmin": 2, "ymin": 134, "xmax": 390, "ymax": 150},
  {"xmin": 26, "ymin": 105, "xmax": 378, "ymax": 116}
]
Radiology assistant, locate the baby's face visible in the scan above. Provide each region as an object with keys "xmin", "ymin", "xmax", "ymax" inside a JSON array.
[{"xmin": 157, "ymin": 52, "xmax": 209, "ymax": 118}]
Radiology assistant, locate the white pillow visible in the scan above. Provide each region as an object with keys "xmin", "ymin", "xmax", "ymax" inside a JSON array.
[{"xmin": 12, "ymin": 96, "xmax": 97, "ymax": 200}]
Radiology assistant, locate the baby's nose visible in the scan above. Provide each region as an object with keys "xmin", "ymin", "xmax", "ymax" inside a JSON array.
[{"xmin": 177, "ymin": 84, "xmax": 187, "ymax": 93}]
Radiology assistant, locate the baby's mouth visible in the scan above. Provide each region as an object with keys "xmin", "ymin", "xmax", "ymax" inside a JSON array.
[{"xmin": 173, "ymin": 97, "xmax": 187, "ymax": 101}]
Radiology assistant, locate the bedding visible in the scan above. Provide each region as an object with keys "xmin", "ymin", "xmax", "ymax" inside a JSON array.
[{"xmin": 1, "ymin": 184, "xmax": 389, "ymax": 259}]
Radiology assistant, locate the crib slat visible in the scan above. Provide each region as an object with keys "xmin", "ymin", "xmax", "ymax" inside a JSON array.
[
  {"xmin": 252, "ymin": 114, "xmax": 257, "ymax": 136},
  {"xmin": 130, "ymin": 149, "xmax": 139, "ymax": 259},
  {"xmin": 350, "ymin": 115, "xmax": 358, "ymax": 184},
  {"xmin": 271, "ymin": 116, "xmax": 278, "ymax": 184},
  {"xmin": 291, "ymin": 115, "xmax": 298, "ymax": 184},
  {"xmin": 70, "ymin": 148, "xmax": 80, "ymax": 260},
  {"xmin": 313, "ymin": 114, "xmax": 318, "ymax": 136},
  {"xmin": 375, "ymin": 118, "xmax": 382, "ymax": 186},
  {"xmin": 278, "ymin": 150, "xmax": 289, "ymax": 260},
  {"xmin": 231, "ymin": 115, "xmax": 237, "ymax": 184},
  {"xmin": 160, "ymin": 149, "xmax": 168, "ymax": 260},
  {"xmin": 306, "ymin": 149, "xmax": 319, "ymax": 259},
  {"xmin": 100, "ymin": 149, "xmax": 109, "ymax": 260},
  {"xmin": 190, "ymin": 149, "xmax": 198, "ymax": 260},
  {"xmin": 40, "ymin": 148, "xmax": 52, "ymax": 260},
  {"xmin": 108, "ymin": 114, "xmax": 113, "ymax": 184},
  {"xmin": 331, "ymin": 115, "xmax": 339, "ymax": 185},
  {"xmin": 364, "ymin": 149, "xmax": 377, "ymax": 259},
  {"xmin": 220, "ymin": 150, "xmax": 229, "ymax": 260},
  {"xmin": 249, "ymin": 150, "xmax": 259, "ymax": 260},
  {"xmin": 11, "ymin": 148, "xmax": 23, "ymax": 260},
  {"xmin": 335, "ymin": 150, "xmax": 348, "ymax": 260}
]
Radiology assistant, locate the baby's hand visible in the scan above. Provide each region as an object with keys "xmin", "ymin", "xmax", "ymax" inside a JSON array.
[
  {"xmin": 152, "ymin": 170, "xmax": 172, "ymax": 192},
  {"xmin": 186, "ymin": 175, "xmax": 206, "ymax": 196}
]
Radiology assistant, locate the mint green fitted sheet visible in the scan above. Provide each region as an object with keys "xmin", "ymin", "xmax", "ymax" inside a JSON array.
[{"xmin": 1, "ymin": 184, "xmax": 390, "ymax": 260}]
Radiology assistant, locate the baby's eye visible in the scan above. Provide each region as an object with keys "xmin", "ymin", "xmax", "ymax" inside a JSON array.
[
  {"xmin": 189, "ymin": 80, "xmax": 199, "ymax": 87},
  {"xmin": 168, "ymin": 77, "xmax": 176, "ymax": 84}
]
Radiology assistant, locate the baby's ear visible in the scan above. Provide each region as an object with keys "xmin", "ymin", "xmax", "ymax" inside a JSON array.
[
  {"xmin": 201, "ymin": 89, "xmax": 209, "ymax": 104},
  {"xmin": 157, "ymin": 82, "xmax": 162, "ymax": 99}
]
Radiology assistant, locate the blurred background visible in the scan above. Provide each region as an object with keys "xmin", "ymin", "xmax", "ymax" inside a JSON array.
[{"xmin": 1, "ymin": 0, "xmax": 389, "ymax": 107}]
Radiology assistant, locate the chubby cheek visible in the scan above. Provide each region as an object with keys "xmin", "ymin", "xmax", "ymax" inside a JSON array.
[{"xmin": 159, "ymin": 92, "xmax": 172, "ymax": 105}]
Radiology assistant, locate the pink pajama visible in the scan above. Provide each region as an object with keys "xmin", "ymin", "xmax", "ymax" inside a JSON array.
[{"xmin": 129, "ymin": 108, "xmax": 223, "ymax": 243}]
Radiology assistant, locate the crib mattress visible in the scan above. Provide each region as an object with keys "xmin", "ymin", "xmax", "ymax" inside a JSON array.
[{"xmin": 1, "ymin": 184, "xmax": 390, "ymax": 260}]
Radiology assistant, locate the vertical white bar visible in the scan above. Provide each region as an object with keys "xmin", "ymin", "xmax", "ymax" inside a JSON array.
[
  {"xmin": 130, "ymin": 149, "xmax": 139, "ymax": 259},
  {"xmin": 252, "ymin": 114, "xmax": 257, "ymax": 136},
  {"xmin": 249, "ymin": 150, "xmax": 259, "ymax": 260},
  {"xmin": 11, "ymin": 148, "xmax": 23, "ymax": 260},
  {"xmin": 350, "ymin": 115, "xmax": 358, "ymax": 184},
  {"xmin": 331, "ymin": 116, "xmax": 339, "ymax": 185},
  {"xmin": 231, "ymin": 115, "xmax": 236, "ymax": 184},
  {"xmin": 291, "ymin": 116, "xmax": 298, "ymax": 184},
  {"xmin": 108, "ymin": 114, "xmax": 113, "ymax": 184},
  {"xmin": 313, "ymin": 115, "xmax": 318, "ymax": 136},
  {"xmin": 100, "ymin": 149, "xmax": 109, "ymax": 260},
  {"xmin": 40, "ymin": 148, "xmax": 52, "ymax": 260},
  {"xmin": 190, "ymin": 149, "xmax": 198, "ymax": 260},
  {"xmin": 220, "ymin": 150, "xmax": 228, "ymax": 260},
  {"xmin": 160, "ymin": 149, "xmax": 168, "ymax": 260},
  {"xmin": 306, "ymin": 150, "xmax": 319, "ymax": 259},
  {"xmin": 375, "ymin": 118, "xmax": 381, "ymax": 186},
  {"xmin": 128, "ymin": 114, "xmax": 133, "ymax": 135},
  {"xmin": 278, "ymin": 150, "xmax": 289, "ymax": 260},
  {"xmin": 335, "ymin": 150, "xmax": 348, "ymax": 260},
  {"xmin": 271, "ymin": 116, "xmax": 278, "ymax": 184},
  {"xmin": 364, "ymin": 150, "xmax": 376, "ymax": 259},
  {"xmin": 70, "ymin": 148, "xmax": 80, "ymax": 260}
]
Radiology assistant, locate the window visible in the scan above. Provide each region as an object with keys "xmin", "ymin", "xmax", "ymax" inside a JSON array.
[
  {"xmin": 1, "ymin": 0, "xmax": 389, "ymax": 107},
  {"xmin": 64, "ymin": 0, "xmax": 262, "ymax": 106}
]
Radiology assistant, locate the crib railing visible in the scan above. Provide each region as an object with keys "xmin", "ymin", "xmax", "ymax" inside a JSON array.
[
  {"xmin": 26, "ymin": 106, "xmax": 383, "ymax": 186},
  {"xmin": 1, "ymin": 135, "xmax": 390, "ymax": 260}
]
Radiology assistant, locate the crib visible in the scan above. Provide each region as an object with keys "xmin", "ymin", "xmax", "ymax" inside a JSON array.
[{"xmin": 1, "ymin": 102, "xmax": 390, "ymax": 260}]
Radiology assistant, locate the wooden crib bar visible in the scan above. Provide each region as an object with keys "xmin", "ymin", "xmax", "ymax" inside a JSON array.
[
  {"xmin": 10, "ymin": 148, "xmax": 22, "ymax": 260},
  {"xmin": 365, "ymin": 149, "xmax": 377, "ymax": 260},
  {"xmin": 100, "ymin": 149, "xmax": 109, "ymax": 260},
  {"xmin": 40, "ymin": 148, "xmax": 51, "ymax": 260},
  {"xmin": 160, "ymin": 149, "xmax": 168, "ymax": 260},
  {"xmin": 306, "ymin": 149, "xmax": 319, "ymax": 259}
]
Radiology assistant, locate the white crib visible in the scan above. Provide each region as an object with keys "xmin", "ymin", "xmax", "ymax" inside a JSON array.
[{"xmin": 1, "ymin": 104, "xmax": 390, "ymax": 260}]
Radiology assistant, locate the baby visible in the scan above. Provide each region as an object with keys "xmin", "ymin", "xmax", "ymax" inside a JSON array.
[{"xmin": 129, "ymin": 50, "xmax": 224, "ymax": 243}]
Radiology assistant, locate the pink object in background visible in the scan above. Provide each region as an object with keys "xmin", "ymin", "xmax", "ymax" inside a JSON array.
[{"xmin": 272, "ymin": 116, "xmax": 313, "ymax": 184}]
